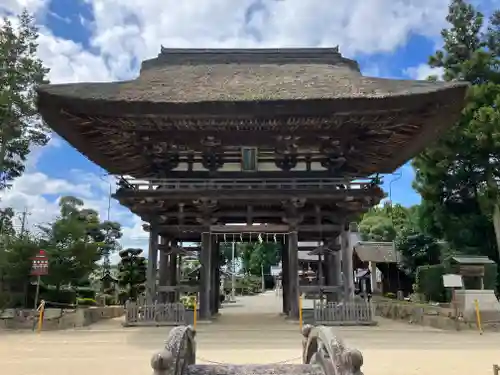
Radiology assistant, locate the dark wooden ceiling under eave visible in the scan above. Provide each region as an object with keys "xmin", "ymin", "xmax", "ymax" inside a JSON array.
[{"xmin": 36, "ymin": 48, "xmax": 469, "ymax": 177}]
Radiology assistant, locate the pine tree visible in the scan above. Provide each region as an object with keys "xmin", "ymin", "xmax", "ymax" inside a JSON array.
[
  {"xmin": 412, "ymin": 0, "xmax": 500, "ymax": 261},
  {"xmin": 0, "ymin": 10, "xmax": 50, "ymax": 189}
]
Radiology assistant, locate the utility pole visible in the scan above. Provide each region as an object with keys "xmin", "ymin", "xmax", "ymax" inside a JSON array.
[
  {"xmin": 231, "ymin": 240, "xmax": 236, "ymax": 301},
  {"xmin": 19, "ymin": 208, "xmax": 29, "ymax": 236},
  {"xmin": 261, "ymin": 262, "xmax": 265, "ymax": 292}
]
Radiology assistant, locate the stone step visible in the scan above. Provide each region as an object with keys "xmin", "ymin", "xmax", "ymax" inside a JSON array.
[{"xmin": 186, "ymin": 364, "xmax": 323, "ymax": 375}]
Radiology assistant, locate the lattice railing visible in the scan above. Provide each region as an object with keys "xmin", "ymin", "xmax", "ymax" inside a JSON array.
[{"xmin": 116, "ymin": 177, "xmax": 374, "ymax": 192}]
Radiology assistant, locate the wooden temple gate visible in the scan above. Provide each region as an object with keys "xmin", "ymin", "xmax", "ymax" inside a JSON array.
[{"xmin": 35, "ymin": 47, "xmax": 468, "ymax": 328}]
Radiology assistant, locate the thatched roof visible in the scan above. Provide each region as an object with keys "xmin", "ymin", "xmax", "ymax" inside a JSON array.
[
  {"xmin": 35, "ymin": 48, "xmax": 468, "ymax": 178},
  {"xmin": 451, "ymin": 256, "xmax": 495, "ymax": 265},
  {"xmin": 37, "ymin": 48, "xmax": 466, "ymax": 113},
  {"xmin": 354, "ymin": 241, "xmax": 399, "ymax": 263}
]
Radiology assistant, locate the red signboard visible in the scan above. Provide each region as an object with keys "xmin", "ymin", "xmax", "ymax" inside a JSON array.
[{"xmin": 30, "ymin": 250, "xmax": 49, "ymax": 276}]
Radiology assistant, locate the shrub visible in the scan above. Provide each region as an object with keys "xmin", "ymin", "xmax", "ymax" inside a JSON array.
[
  {"xmin": 416, "ymin": 264, "xmax": 446, "ymax": 302},
  {"xmin": 103, "ymin": 294, "xmax": 116, "ymax": 305},
  {"xmin": 76, "ymin": 298, "xmax": 97, "ymax": 306},
  {"xmin": 180, "ymin": 295, "xmax": 196, "ymax": 309},
  {"xmin": 483, "ymin": 263, "xmax": 498, "ymax": 290},
  {"xmin": 76, "ymin": 287, "xmax": 96, "ymax": 300},
  {"xmin": 118, "ymin": 291, "xmax": 129, "ymax": 304},
  {"xmin": 41, "ymin": 289, "xmax": 77, "ymax": 305},
  {"xmin": 384, "ymin": 292, "xmax": 396, "ymax": 299}
]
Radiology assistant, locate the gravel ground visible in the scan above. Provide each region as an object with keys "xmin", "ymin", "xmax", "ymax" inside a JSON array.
[{"xmin": 2, "ymin": 291, "xmax": 499, "ymax": 375}]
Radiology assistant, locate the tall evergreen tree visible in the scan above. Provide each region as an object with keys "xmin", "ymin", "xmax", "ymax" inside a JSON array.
[
  {"xmin": 412, "ymin": 0, "xmax": 500, "ymax": 261},
  {"xmin": 0, "ymin": 10, "xmax": 49, "ymax": 189}
]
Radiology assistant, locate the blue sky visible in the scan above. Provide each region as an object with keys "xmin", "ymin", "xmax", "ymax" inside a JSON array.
[{"xmin": 1, "ymin": 0, "xmax": 491, "ymax": 253}]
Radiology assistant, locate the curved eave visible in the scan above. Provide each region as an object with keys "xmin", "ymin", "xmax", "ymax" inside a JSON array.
[
  {"xmin": 36, "ymin": 83, "xmax": 468, "ymax": 176},
  {"xmin": 37, "ymin": 80, "xmax": 468, "ymax": 117}
]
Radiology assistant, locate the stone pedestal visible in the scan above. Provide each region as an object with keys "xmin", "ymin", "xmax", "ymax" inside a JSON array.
[{"xmin": 455, "ymin": 289, "xmax": 500, "ymax": 322}]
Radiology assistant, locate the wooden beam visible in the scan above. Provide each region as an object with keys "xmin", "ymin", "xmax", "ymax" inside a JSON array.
[
  {"xmin": 210, "ymin": 224, "xmax": 289, "ymax": 233},
  {"xmin": 147, "ymin": 210, "xmax": 348, "ymax": 219},
  {"xmin": 115, "ymin": 191, "xmax": 379, "ymax": 202},
  {"xmin": 158, "ymin": 224, "xmax": 341, "ymax": 233},
  {"xmin": 124, "ymin": 171, "xmax": 364, "ymax": 179}
]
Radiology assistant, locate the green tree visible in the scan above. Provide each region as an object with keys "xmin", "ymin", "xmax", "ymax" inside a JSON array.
[
  {"xmin": 38, "ymin": 196, "xmax": 106, "ymax": 290},
  {"xmin": 218, "ymin": 240, "xmax": 240, "ymax": 267},
  {"xmin": 359, "ymin": 215, "xmax": 396, "ymax": 242},
  {"xmin": 358, "ymin": 202, "xmax": 417, "ymax": 242},
  {"xmin": 117, "ymin": 248, "xmax": 147, "ymax": 300},
  {"xmin": 240, "ymin": 242, "xmax": 280, "ymax": 276},
  {"xmin": 0, "ymin": 232, "xmax": 41, "ymax": 307},
  {"xmin": 0, "ymin": 207, "xmax": 15, "ymax": 236},
  {"xmin": 0, "ymin": 10, "xmax": 50, "ymax": 189},
  {"xmin": 395, "ymin": 228, "xmax": 441, "ymax": 278},
  {"xmin": 412, "ymin": 0, "xmax": 500, "ymax": 262}
]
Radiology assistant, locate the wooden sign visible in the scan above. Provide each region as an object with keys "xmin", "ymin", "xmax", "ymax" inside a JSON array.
[
  {"xmin": 30, "ymin": 250, "xmax": 49, "ymax": 276},
  {"xmin": 270, "ymin": 266, "xmax": 281, "ymax": 276},
  {"xmin": 442, "ymin": 274, "xmax": 463, "ymax": 288}
]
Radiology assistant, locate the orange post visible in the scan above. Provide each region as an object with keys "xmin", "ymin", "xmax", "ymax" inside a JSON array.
[
  {"xmin": 299, "ymin": 293, "xmax": 303, "ymax": 331},
  {"xmin": 37, "ymin": 300, "xmax": 45, "ymax": 333}
]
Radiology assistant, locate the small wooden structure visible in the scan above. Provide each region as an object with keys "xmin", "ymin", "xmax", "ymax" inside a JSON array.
[
  {"xmin": 352, "ymin": 241, "xmax": 411, "ymax": 294},
  {"xmin": 448, "ymin": 256, "xmax": 495, "ymax": 290},
  {"xmin": 124, "ymin": 296, "xmax": 190, "ymax": 326},
  {"xmin": 312, "ymin": 301, "xmax": 375, "ymax": 325}
]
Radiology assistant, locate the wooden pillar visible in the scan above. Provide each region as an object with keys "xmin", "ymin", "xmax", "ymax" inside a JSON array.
[
  {"xmin": 216, "ymin": 242, "xmax": 221, "ymax": 313},
  {"xmin": 281, "ymin": 237, "xmax": 289, "ymax": 315},
  {"xmin": 341, "ymin": 227, "xmax": 354, "ymax": 301},
  {"xmin": 369, "ymin": 261, "xmax": 378, "ymax": 293},
  {"xmin": 146, "ymin": 224, "xmax": 159, "ymax": 302},
  {"xmin": 288, "ymin": 230, "xmax": 300, "ymax": 319},
  {"xmin": 158, "ymin": 237, "xmax": 169, "ymax": 303},
  {"xmin": 177, "ymin": 254, "xmax": 183, "ymax": 288},
  {"xmin": 333, "ymin": 250, "xmax": 342, "ymax": 301},
  {"xmin": 168, "ymin": 244, "xmax": 178, "ymax": 303},
  {"xmin": 325, "ymin": 238, "xmax": 342, "ymax": 302},
  {"xmin": 210, "ymin": 237, "xmax": 219, "ymax": 315},
  {"xmin": 199, "ymin": 231, "xmax": 212, "ymax": 320}
]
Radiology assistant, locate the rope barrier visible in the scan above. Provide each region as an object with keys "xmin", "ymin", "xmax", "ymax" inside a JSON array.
[
  {"xmin": 201, "ymin": 231, "xmax": 293, "ymax": 243},
  {"xmin": 42, "ymin": 301, "xmax": 78, "ymax": 308},
  {"xmin": 196, "ymin": 355, "xmax": 303, "ymax": 365}
]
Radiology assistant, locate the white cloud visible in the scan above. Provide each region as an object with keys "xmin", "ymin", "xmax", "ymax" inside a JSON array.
[
  {"xmin": 0, "ymin": 0, "xmax": 456, "ymax": 259},
  {"xmin": 0, "ymin": 170, "xmax": 149, "ymax": 259},
  {"xmin": 82, "ymin": 0, "xmax": 452, "ymax": 79},
  {"xmin": 0, "ymin": 0, "xmax": 49, "ymax": 16},
  {"xmin": 404, "ymin": 64, "xmax": 444, "ymax": 80}
]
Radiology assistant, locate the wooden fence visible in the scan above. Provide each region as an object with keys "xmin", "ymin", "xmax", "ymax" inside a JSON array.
[
  {"xmin": 125, "ymin": 301, "xmax": 187, "ymax": 326},
  {"xmin": 313, "ymin": 301, "xmax": 375, "ymax": 325}
]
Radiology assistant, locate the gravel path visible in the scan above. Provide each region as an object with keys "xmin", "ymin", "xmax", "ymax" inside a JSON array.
[{"xmin": 2, "ymin": 292, "xmax": 499, "ymax": 375}]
